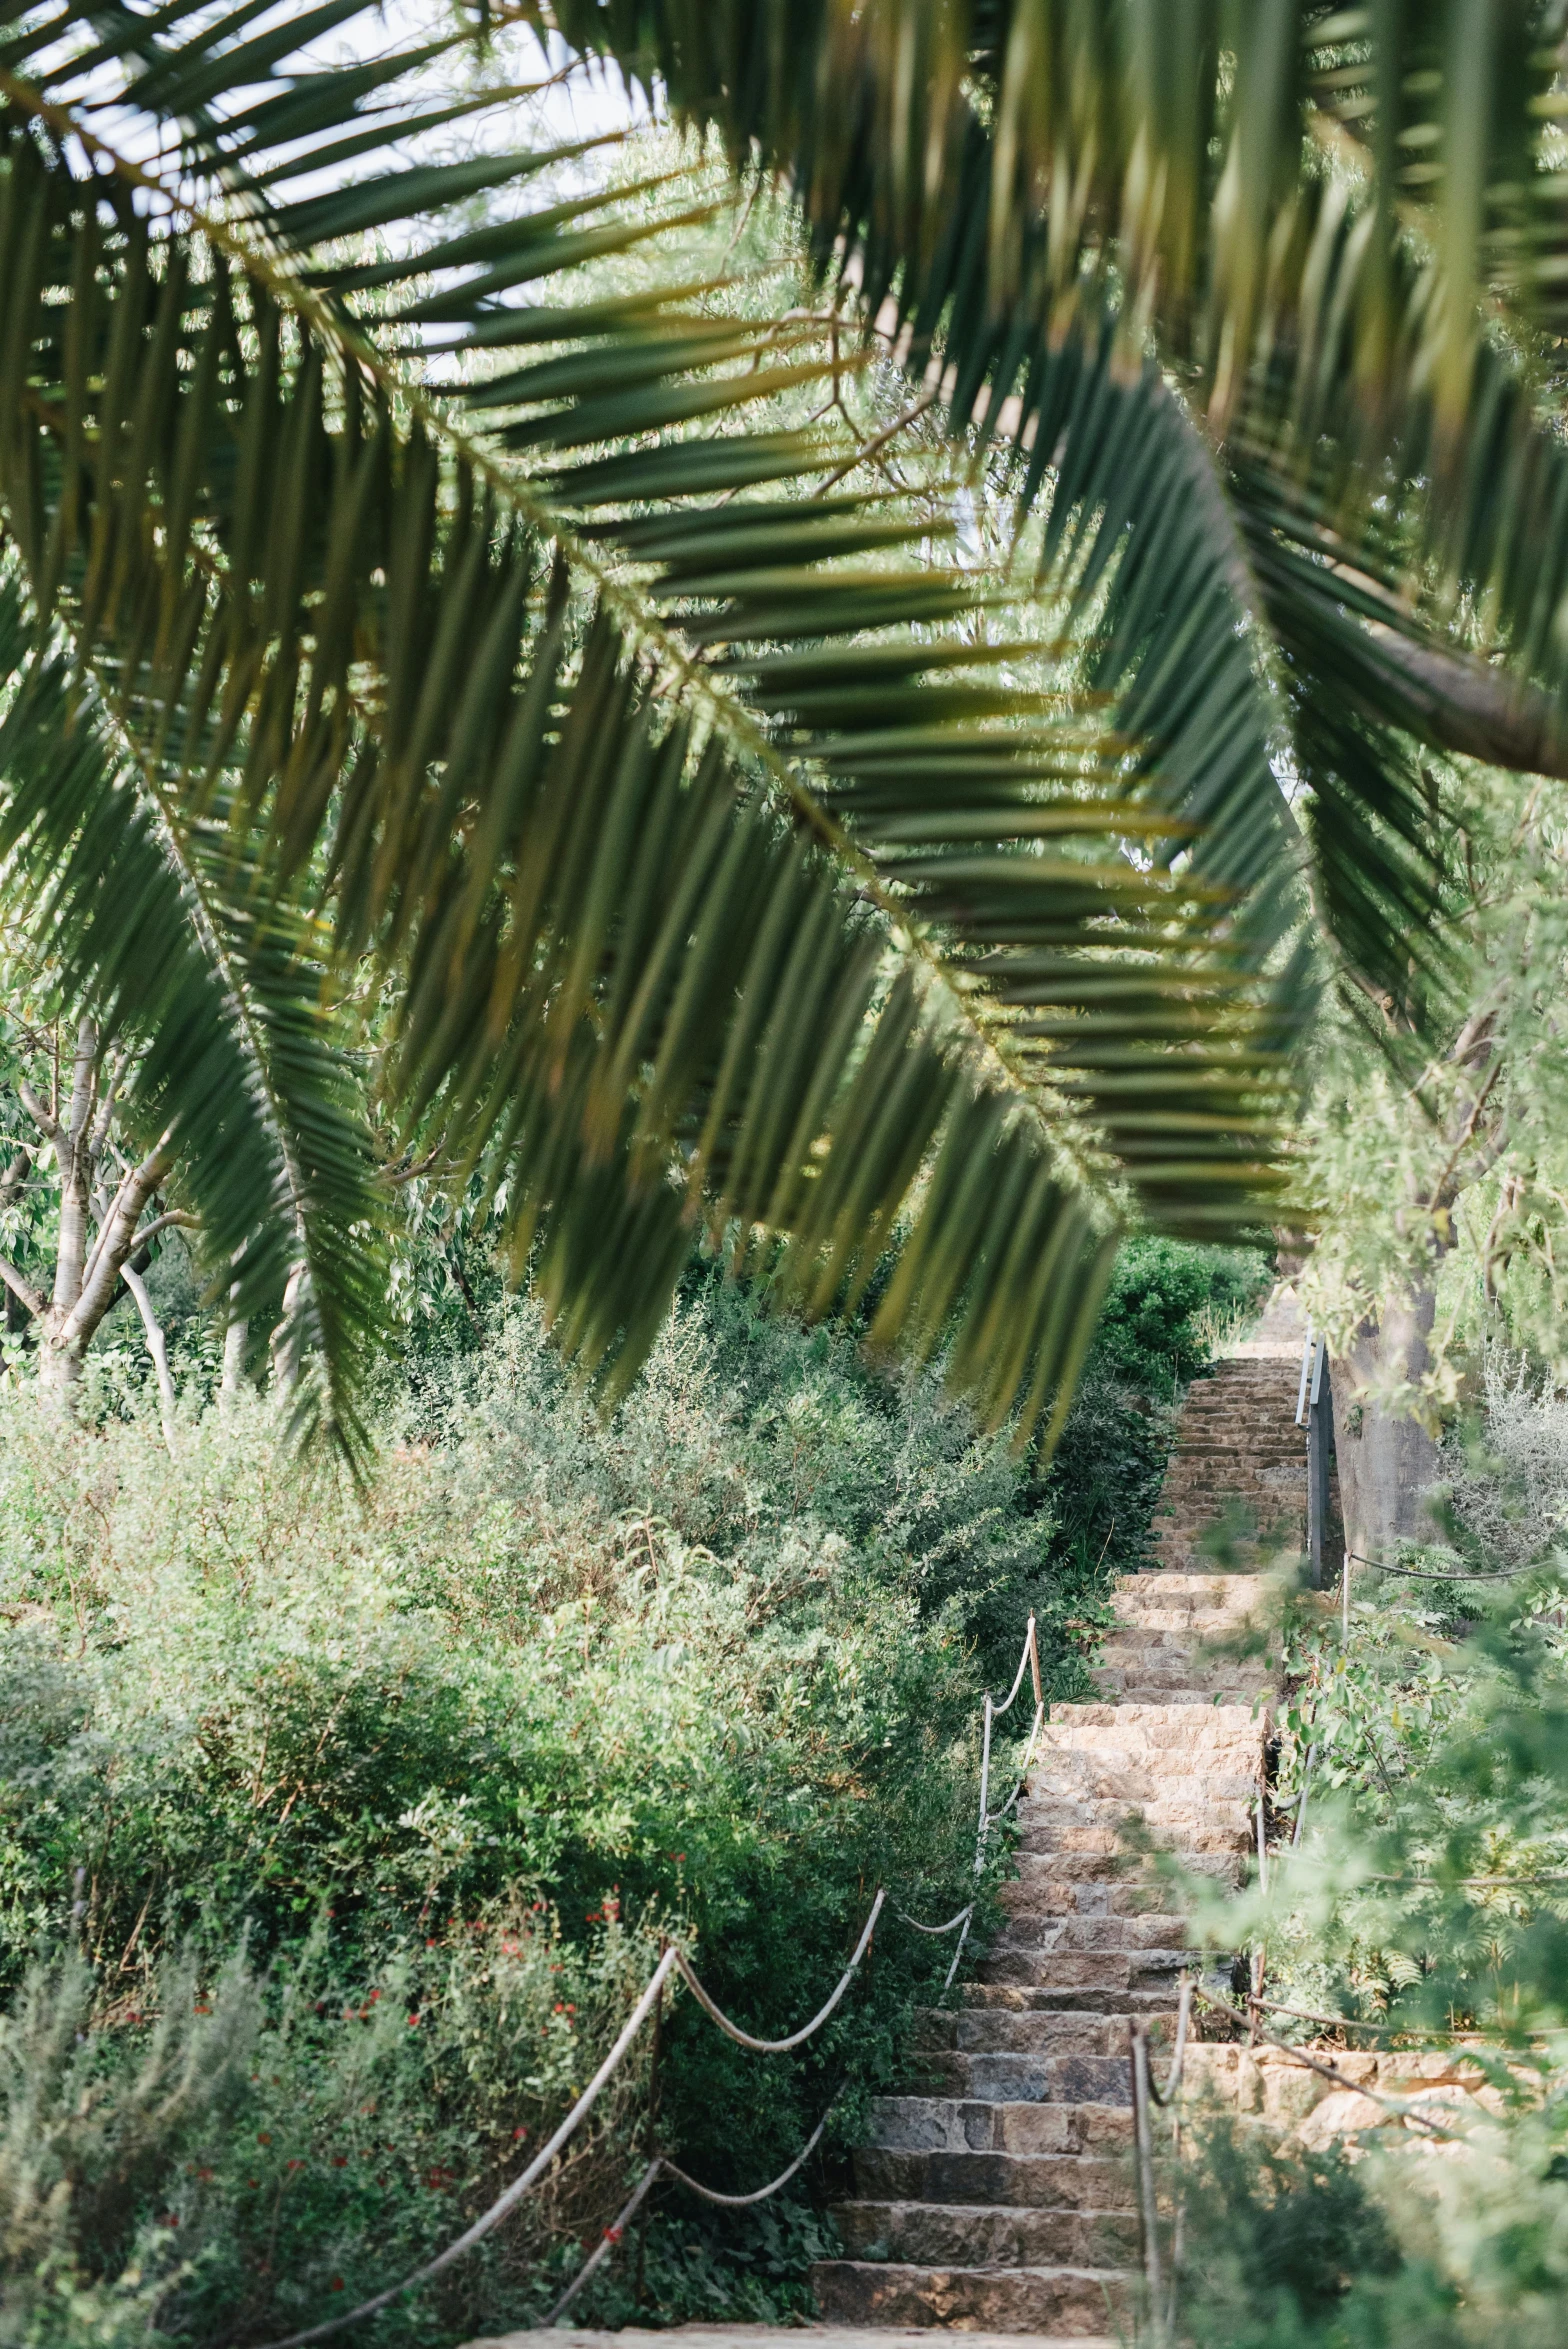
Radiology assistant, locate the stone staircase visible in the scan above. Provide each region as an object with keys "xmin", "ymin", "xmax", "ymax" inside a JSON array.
[
  {"xmin": 1151, "ymin": 1295, "xmax": 1308, "ymax": 1572},
  {"xmin": 811, "ymin": 1302, "xmax": 1307, "ymax": 2338}
]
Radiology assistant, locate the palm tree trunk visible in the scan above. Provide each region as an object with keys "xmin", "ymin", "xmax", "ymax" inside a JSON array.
[{"xmin": 1331, "ymin": 1286, "xmax": 1444, "ymax": 1563}]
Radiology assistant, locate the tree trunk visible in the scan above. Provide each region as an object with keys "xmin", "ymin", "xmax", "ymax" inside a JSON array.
[
  {"xmin": 37, "ymin": 1312, "xmax": 84, "ymax": 1402},
  {"xmin": 220, "ymin": 1303, "xmax": 248, "ymax": 1414},
  {"xmin": 1331, "ymin": 1287, "xmax": 1444, "ymax": 1563}
]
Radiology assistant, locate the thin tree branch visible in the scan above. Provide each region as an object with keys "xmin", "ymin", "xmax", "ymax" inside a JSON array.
[
  {"xmin": 0, "ymin": 1146, "xmax": 31, "ymax": 1208},
  {"xmin": 127, "ymin": 1207, "xmax": 198, "ymax": 1253},
  {"xmin": 118, "ymin": 1257, "xmax": 179, "ymax": 1455},
  {"xmin": 0, "ymin": 1254, "xmax": 43, "ymax": 1318},
  {"xmin": 813, "ymin": 386, "xmax": 939, "ymax": 496},
  {"xmin": 63, "ymin": 1138, "xmax": 174, "ymax": 1348},
  {"xmin": 16, "ymin": 1076, "xmax": 62, "ymax": 1152}
]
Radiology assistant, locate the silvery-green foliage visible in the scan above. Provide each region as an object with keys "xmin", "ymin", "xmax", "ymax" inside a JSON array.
[{"xmin": 1444, "ymin": 1352, "xmax": 1568, "ymax": 1572}]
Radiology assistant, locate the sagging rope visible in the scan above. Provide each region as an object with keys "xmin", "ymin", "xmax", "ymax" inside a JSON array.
[
  {"xmin": 248, "ymin": 1944, "xmax": 682, "ymax": 2349},
  {"xmin": 1192, "ymin": 1984, "xmax": 1473, "ymax": 2143},
  {"xmin": 1349, "ymin": 1547, "xmax": 1533, "ymax": 1585},
  {"xmin": 894, "ymin": 1899, "xmax": 974, "ymax": 1992},
  {"xmin": 673, "ymin": 1889, "xmax": 885, "ymax": 2051},
  {"xmin": 241, "ymin": 1613, "xmax": 1048, "ymax": 2349},
  {"xmin": 546, "ymin": 2101, "xmax": 841, "ymax": 2326}
]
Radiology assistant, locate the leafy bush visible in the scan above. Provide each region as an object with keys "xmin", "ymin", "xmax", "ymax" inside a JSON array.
[
  {"xmin": 1443, "ymin": 1352, "xmax": 1568, "ymax": 1570},
  {"xmin": 0, "ymin": 1282, "xmax": 1058, "ymax": 2342},
  {"xmin": 1167, "ymin": 2108, "xmax": 1456, "ymax": 2348},
  {"xmin": 0, "ymin": 1911, "xmax": 656, "ymax": 2349},
  {"xmin": 1090, "ymin": 1236, "xmax": 1270, "ymax": 1399}
]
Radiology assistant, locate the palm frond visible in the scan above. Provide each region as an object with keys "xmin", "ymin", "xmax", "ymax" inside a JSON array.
[
  {"xmin": 532, "ymin": 0, "xmax": 1568, "ymax": 1012},
  {"xmin": 0, "ymin": 570, "xmax": 385, "ymax": 1460},
  {"xmin": 0, "ymin": 1, "xmax": 1302, "ymax": 1440}
]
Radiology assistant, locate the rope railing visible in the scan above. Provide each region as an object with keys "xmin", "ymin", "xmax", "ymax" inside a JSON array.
[
  {"xmin": 671, "ymin": 1890, "xmax": 885, "ymax": 2052},
  {"xmin": 239, "ymin": 1613, "xmax": 1050, "ymax": 2349},
  {"xmin": 1125, "ymin": 1968, "xmax": 1486, "ymax": 2347},
  {"xmin": 546, "ymin": 2102, "xmax": 841, "ymax": 2326}
]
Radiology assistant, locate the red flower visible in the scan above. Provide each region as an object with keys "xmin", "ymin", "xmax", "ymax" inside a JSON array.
[
  {"xmin": 512, "ymin": 2127, "xmax": 528, "ymax": 2141},
  {"xmin": 407, "ymin": 2014, "xmax": 420, "ymax": 2027},
  {"xmin": 332, "ymin": 2156, "xmax": 348, "ymax": 2168},
  {"xmin": 329, "ymin": 2279, "xmax": 345, "ymax": 2293},
  {"xmin": 256, "ymin": 2133, "xmax": 272, "ymax": 2147},
  {"xmin": 193, "ymin": 2001, "xmax": 212, "ymax": 2015},
  {"xmin": 287, "ymin": 2160, "xmax": 304, "ymax": 2173}
]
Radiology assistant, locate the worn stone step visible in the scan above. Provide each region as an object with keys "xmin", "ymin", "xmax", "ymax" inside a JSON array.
[
  {"xmin": 1018, "ymin": 1798, "xmax": 1253, "ymax": 1844},
  {"xmin": 960, "ymin": 1982, "xmax": 1190, "ymax": 2017},
  {"xmin": 811, "ymin": 2257, "xmax": 1129, "ymax": 2334},
  {"xmin": 1094, "ymin": 1683, "xmax": 1270, "ymax": 1710},
  {"xmin": 1092, "ymin": 1668, "xmax": 1271, "ymax": 1703},
  {"xmin": 851, "ymin": 2146, "xmax": 1130, "ymax": 2211},
  {"xmin": 917, "ymin": 2009, "xmax": 1128, "ymax": 2056},
  {"xmin": 1024, "ymin": 1761, "xmax": 1258, "ymax": 1804},
  {"xmin": 831, "ymin": 2199, "xmax": 1138, "ymax": 2269},
  {"xmin": 913, "ymin": 2051, "xmax": 1134, "ymax": 2105},
  {"xmin": 1005, "ymin": 1864, "xmax": 1177, "ymax": 1914},
  {"xmin": 1047, "ymin": 1698, "xmax": 1262, "ymax": 1728},
  {"xmin": 980, "ymin": 1948, "xmax": 1191, "ymax": 1993},
  {"xmin": 862, "ymin": 2095, "xmax": 1132, "ymax": 2157},
  {"xmin": 1037, "ymin": 1718, "xmax": 1263, "ymax": 1758},
  {"xmin": 992, "ymin": 1909, "xmax": 1189, "ymax": 1953},
  {"xmin": 1112, "ymin": 1572, "xmax": 1267, "ymax": 1595}
]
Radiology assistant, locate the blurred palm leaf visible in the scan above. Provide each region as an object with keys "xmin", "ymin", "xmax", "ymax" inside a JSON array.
[
  {"xmin": 0, "ymin": 0, "xmax": 1315, "ymax": 1444},
  {"xmin": 538, "ymin": 0, "xmax": 1568, "ymax": 1020}
]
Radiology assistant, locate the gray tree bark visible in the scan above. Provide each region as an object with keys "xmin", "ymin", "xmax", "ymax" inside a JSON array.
[{"xmin": 1331, "ymin": 1287, "xmax": 1445, "ymax": 1562}]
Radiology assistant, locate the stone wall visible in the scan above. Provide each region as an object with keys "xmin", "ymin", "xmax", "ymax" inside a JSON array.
[{"xmin": 1178, "ymin": 2039, "xmax": 1505, "ymax": 2154}]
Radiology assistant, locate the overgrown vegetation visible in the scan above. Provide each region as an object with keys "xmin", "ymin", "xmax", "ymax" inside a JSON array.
[{"xmin": 0, "ymin": 1216, "xmax": 1264, "ymax": 2345}]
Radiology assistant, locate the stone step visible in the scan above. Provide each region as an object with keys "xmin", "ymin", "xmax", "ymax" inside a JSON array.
[
  {"xmin": 959, "ymin": 1982, "xmax": 1193, "ymax": 2017},
  {"xmin": 1038, "ymin": 1715, "xmax": 1263, "ymax": 1756},
  {"xmin": 1111, "ymin": 1573, "xmax": 1268, "ymax": 1596},
  {"xmin": 851, "ymin": 2146, "xmax": 1129, "ymax": 2211},
  {"xmin": 1018, "ymin": 1797, "xmax": 1254, "ymax": 1843},
  {"xmin": 979, "ymin": 1948, "xmax": 1191, "ymax": 1992},
  {"xmin": 862, "ymin": 2095, "xmax": 1133, "ymax": 2156},
  {"xmin": 928, "ymin": 2007, "xmax": 1164, "ymax": 2054},
  {"xmin": 830, "ymin": 2199, "xmax": 1138, "ymax": 2269},
  {"xmin": 1107, "ymin": 1600, "xmax": 1264, "ymax": 1628},
  {"xmin": 1048, "ymin": 1699, "xmax": 1263, "ymax": 1727},
  {"xmin": 993, "ymin": 1908, "xmax": 1190, "ymax": 1952},
  {"xmin": 1099, "ymin": 1621, "xmax": 1260, "ymax": 1651},
  {"xmin": 811, "ymin": 2257, "xmax": 1129, "ymax": 2334},
  {"xmin": 1091, "ymin": 1681, "xmax": 1271, "ymax": 1708},
  {"xmin": 1013, "ymin": 1820, "xmax": 1249, "ymax": 1862},
  {"xmin": 1091, "ymin": 1668, "xmax": 1271, "ymax": 1703},
  {"xmin": 912, "ymin": 2051, "xmax": 1134, "ymax": 2105},
  {"xmin": 1004, "ymin": 1864, "xmax": 1182, "ymax": 1913}
]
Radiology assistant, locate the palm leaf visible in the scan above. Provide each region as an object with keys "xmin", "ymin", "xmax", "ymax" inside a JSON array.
[
  {"xmin": 0, "ymin": 1, "xmax": 1301, "ymax": 1442},
  {"xmin": 535, "ymin": 0, "xmax": 1568, "ymax": 988},
  {"xmin": 0, "ymin": 568, "xmax": 386, "ymax": 1460}
]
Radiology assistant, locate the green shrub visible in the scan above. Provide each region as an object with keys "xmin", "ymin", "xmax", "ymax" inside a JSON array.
[
  {"xmin": 0, "ymin": 1286, "xmax": 1049, "ymax": 2341},
  {"xmin": 1091, "ymin": 1236, "xmax": 1271, "ymax": 1399},
  {"xmin": 1168, "ymin": 2109, "xmax": 1423, "ymax": 2346}
]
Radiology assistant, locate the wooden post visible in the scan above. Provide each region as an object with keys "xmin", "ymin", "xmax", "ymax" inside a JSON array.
[
  {"xmin": 1307, "ymin": 1349, "xmax": 1331, "ymax": 1590},
  {"xmin": 1129, "ymin": 2020, "xmax": 1165, "ymax": 2345},
  {"xmin": 635, "ymin": 1953, "xmax": 666, "ymax": 2307}
]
